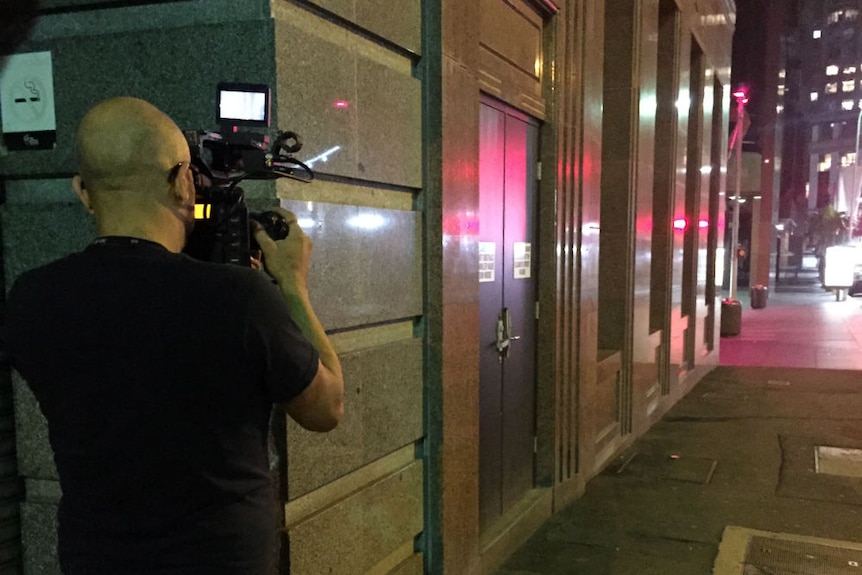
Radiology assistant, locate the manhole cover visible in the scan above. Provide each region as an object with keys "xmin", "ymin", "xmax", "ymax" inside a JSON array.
[
  {"xmin": 745, "ymin": 535, "xmax": 862, "ymax": 574},
  {"xmin": 815, "ymin": 446, "xmax": 862, "ymax": 478}
]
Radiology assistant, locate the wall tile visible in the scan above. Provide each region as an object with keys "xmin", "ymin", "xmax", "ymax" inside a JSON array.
[
  {"xmin": 1, "ymin": 17, "xmax": 276, "ymax": 177},
  {"xmin": 280, "ymin": 200, "xmax": 422, "ymax": 330},
  {"xmin": 20, "ymin": 501, "xmax": 58, "ymax": 575},
  {"xmin": 288, "ymin": 460, "xmax": 423, "ymax": 575},
  {"xmin": 302, "ymin": 0, "xmax": 422, "ymax": 54},
  {"xmin": 273, "ymin": 4, "xmax": 422, "ymax": 188},
  {"xmin": 286, "ymin": 339, "xmax": 423, "ymax": 498}
]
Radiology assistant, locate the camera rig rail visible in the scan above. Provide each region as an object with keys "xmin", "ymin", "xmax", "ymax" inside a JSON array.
[{"xmin": 181, "ymin": 129, "xmax": 313, "ymax": 267}]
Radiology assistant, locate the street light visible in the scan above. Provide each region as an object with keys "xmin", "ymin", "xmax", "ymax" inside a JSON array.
[{"xmin": 729, "ymin": 87, "xmax": 749, "ymax": 301}]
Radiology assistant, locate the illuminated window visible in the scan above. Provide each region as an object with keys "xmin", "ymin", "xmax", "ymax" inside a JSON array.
[
  {"xmin": 819, "ymin": 154, "xmax": 832, "ymax": 172},
  {"xmin": 779, "ymin": 69, "xmax": 786, "ymax": 79},
  {"xmin": 842, "ymin": 99, "xmax": 855, "ymax": 110},
  {"xmin": 845, "ymin": 66, "xmax": 858, "ymax": 74},
  {"xmin": 827, "ymin": 64, "xmax": 840, "ymax": 76},
  {"xmin": 778, "ymin": 85, "xmax": 785, "ymax": 96},
  {"xmin": 829, "ymin": 11, "xmax": 842, "ymax": 24},
  {"xmin": 826, "ymin": 82, "xmax": 838, "ymax": 93},
  {"xmin": 811, "ymin": 92, "xmax": 820, "ymax": 101},
  {"xmin": 843, "ymin": 80, "xmax": 856, "ymax": 92},
  {"xmin": 776, "ymin": 104, "xmax": 784, "ymax": 114},
  {"xmin": 847, "ymin": 9, "xmax": 859, "ymax": 20},
  {"xmin": 843, "ymin": 153, "xmax": 857, "ymax": 167},
  {"xmin": 814, "ymin": 29, "xmax": 822, "ymax": 39}
]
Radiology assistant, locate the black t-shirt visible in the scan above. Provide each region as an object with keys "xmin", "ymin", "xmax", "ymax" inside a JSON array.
[{"xmin": 5, "ymin": 237, "xmax": 320, "ymax": 575}]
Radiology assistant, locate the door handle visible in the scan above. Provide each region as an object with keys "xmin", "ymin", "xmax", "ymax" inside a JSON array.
[
  {"xmin": 503, "ymin": 308, "xmax": 521, "ymax": 343},
  {"xmin": 495, "ymin": 314, "xmax": 509, "ymax": 356},
  {"xmin": 495, "ymin": 308, "xmax": 521, "ymax": 362}
]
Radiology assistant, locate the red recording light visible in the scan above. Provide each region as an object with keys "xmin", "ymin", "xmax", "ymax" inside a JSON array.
[{"xmin": 333, "ymin": 100, "xmax": 350, "ymax": 109}]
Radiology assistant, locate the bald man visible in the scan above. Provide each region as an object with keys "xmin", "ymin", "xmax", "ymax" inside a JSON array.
[{"xmin": 5, "ymin": 97, "xmax": 344, "ymax": 575}]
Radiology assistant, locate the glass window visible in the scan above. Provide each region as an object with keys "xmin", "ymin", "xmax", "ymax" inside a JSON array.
[
  {"xmin": 827, "ymin": 64, "xmax": 840, "ymax": 76},
  {"xmin": 847, "ymin": 9, "xmax": 859, "ymax": 20},
  {"xmin": 811, "ymin": 92, "xmax": 820, "ymax": 101},
  {"xmin": 842, "ymin": 99, "xmax": 855, "ymax": 110},
  {"xmin": 843, "ymin": 79, "xmax": 855, "ymax": 92},
  {"xmin": 814, "ymin": 29, "xmax": 822, "ymax": 39},
  {"xmin": 845, "ymin": 66, "xmax": 858, "ymax": 74},
  {"xmin": 826, "ymin": 82, "xmax": 838, "ymax": 93}
]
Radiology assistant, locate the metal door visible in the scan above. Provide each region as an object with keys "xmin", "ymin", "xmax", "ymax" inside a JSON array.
[{"xmin": 478, "ymin": 98, "xmax": 538, "ymax": 531}]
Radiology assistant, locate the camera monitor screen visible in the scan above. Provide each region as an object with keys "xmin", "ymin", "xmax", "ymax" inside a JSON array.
[{"xmin": 217, "ymin": 83, "xmax": 270, "ymax": 126}]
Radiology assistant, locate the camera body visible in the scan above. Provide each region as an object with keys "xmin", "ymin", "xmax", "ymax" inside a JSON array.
[
  {"xmin": 182, "ymin": 82, "xmax": 312, "ymax": 267},
  {"xmin": 181, "ymin": 96, "xmax": 312, "ymax": 266}
]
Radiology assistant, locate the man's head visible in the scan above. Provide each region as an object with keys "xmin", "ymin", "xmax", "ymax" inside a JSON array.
[{"xmin": 72, "ymin": 97, "xmax": 195, "ymax": 251}]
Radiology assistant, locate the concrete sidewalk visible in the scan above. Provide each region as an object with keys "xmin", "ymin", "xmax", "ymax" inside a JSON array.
[
  {"xmin": 495, "ymin": 272, "xmax": 862, "ymax": 574},
  {"xmin": 495, "ymin": 365, "xmax": 862, "ymax": 574}
]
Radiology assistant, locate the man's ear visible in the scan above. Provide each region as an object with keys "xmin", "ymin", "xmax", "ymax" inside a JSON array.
[
  {"xmin": 169, "ymin": 169, "xmax": 195, "ymax": 207},
  {"xmin": 71, "ymin": 175, "xmax": 95, "ymax": 214}
]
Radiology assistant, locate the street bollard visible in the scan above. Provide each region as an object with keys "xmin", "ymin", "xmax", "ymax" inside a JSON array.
[
  {"xmin": 750, "ymin": 284, "xmax": 768, "ymax": 309},
  {"xmin": 720, "ymin": 298, "xmax": 742, "ymax": 336}
]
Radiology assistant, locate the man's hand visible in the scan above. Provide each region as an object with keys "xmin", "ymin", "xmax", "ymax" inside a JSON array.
[
  {"xmin": 252, "ymin": 207, "xmax": 344, "ymax": 431},
  {"xmin": 252, "ymin": 208, "xmax": 311, "ymax": 294}
]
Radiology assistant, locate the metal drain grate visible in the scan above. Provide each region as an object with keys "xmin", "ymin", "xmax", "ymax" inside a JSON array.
[
  {"xmin": 614, "ymin": 453, "xmax": 717, "ymax": 483},
  {"xmin": 815, "ymin": 446, "xmax": 862, "ymax": 478},
  {"xmin": 745, "ymin": 536, "xmax": 862, "ymax": 574}
]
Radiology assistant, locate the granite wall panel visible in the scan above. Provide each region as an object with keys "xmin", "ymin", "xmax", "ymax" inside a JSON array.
[
  {"xmin": 272, "ymin": 2, "xmax": 422, "ymax": 188},
  {"xmin": 11, "ymin": 376, "xmax": 53, "ymax": 481},
  {"xmin": 297, "ymin": 0, "xmax": 422, "ymax": 54},
  {"xmin": 2, "ymin": 181, "xmax": 94, "ymax": 282},
  {"xmin": 286, "ymin": 338, "xmax": 423, "ymax": 498},
  {"xmin": 37, "ymin": 0, "xmax": 183, "ymax": 11},
  {"xmin": 20, "ymin": 502, "xmax": 57, "ymax": 575},
  {"xmin": 1, "ymin": 12, "xmax": 276, "ymax": 177},
  {"xmin": 287, "ymin": 460, "xmax": 423, "ymax": 575},
  {"xmin": 279, "ymin": 200, "xmax": 422, "ymax": 330}
]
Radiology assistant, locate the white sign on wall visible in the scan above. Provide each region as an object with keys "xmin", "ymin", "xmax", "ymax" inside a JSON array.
[
  {"xmin": 0, "ymin": 51, "xmax": 57, "ymax": 150},
  {"xmin": 513, "ymin": 242, "xmax": 531, "ymax": 279},
  {"xmin": 479, "ymin": 242, "xmax": 496, "ymax": 283}
]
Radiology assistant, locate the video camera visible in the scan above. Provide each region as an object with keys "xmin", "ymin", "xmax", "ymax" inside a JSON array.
[{"xmin": 182, "ymin": 82, "xmax": 313, "ymax": 267}]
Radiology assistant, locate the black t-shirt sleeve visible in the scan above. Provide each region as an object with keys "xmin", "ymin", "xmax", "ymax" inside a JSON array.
[{"xmin": 243, "ymin": 277, "xmax": 320, "ymax": 403}]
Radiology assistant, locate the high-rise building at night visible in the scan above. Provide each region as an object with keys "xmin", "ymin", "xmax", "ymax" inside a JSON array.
[{"xmin": 783, "ymin": 0, "xmax": 862, "ymax": 226}]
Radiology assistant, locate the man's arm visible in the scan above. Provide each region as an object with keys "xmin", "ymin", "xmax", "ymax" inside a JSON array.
[{"xmin": 254, "ymin": 209, "xmax": 344, "ymax": 432}]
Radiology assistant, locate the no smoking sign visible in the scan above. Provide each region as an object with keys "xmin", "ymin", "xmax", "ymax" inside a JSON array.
[{"xmin": 0, "ymin": 51, "xmax": 57, "ymax": 150}]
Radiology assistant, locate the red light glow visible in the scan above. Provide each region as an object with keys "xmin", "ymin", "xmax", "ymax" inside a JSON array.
[{"xmin": 333, "ymin": 100, "xmax": 350, "ymax": 109}]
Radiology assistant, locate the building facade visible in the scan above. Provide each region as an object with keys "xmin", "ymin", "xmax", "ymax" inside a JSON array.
[
  {"xmin": 0, "ymin": 0, "xmax": 734, "ymax": 573},
  {"xmin": 788, "ymin": 0, "xmax": 862, "ymax": 221}
]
